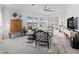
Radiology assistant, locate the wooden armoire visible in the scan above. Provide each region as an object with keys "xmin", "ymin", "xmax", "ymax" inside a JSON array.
[{"xmin": 9, "ymin": 19, "xmax": 22, "ymax": 38}]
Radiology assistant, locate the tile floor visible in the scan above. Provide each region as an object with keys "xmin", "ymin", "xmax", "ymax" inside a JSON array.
[{"xmin": 0, "ymin": 30, "xmax": 79, "ymax": 54}]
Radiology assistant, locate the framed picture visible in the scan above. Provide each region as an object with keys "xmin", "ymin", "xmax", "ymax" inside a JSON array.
[{"xmin": 10, "ymin": 10, "xmax": 21, "ymax": 19}]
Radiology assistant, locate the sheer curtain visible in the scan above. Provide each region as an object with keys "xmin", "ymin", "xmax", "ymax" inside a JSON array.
[{"xmin": 0, "ymin": 6, "xmax": 2, "ymax": 40}]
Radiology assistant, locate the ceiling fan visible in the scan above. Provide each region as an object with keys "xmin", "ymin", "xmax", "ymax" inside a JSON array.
[
  {"xmin": 31, "ymin": 4, "xmax": 56, "ymax": 12},
  {"xmin": 43, "ymin": 6, "xmax": 56, "ymax": 12}
]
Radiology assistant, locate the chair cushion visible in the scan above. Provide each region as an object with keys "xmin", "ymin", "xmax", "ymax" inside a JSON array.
[{"xmin": 35, "ymin": 31, "xmax": 48, "ymax": 42}]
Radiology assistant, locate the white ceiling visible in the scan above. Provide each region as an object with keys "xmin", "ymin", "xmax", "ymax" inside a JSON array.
[{"xmin": 2, "ymin": 4, "xmax": 70, "ymax": 16}]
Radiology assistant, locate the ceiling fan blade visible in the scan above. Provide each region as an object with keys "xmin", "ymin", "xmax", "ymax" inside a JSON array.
[{"xmin": 44, "ymin": 8, "xmax": 55, "ymax": 12}]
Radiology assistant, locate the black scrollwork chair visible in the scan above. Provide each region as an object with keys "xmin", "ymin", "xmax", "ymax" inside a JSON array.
[{"xmin": 34, "ymin": 30, "xmax": 50, "ymax": 49}]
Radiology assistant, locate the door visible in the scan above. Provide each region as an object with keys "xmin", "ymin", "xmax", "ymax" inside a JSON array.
[{"xmin": 10, "ymin": 20, "xmax": 22, "ymax": 33}]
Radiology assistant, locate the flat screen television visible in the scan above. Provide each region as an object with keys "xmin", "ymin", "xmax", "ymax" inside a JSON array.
[
  {"xmin": 74, "ymin": 16, "xmax": 79, "ymax": 30},
  {"xmin": 67, "ymin": 17, "xmax": 74, "ymax": 30}
]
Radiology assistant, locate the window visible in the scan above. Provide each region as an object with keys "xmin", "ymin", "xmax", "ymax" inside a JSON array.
[
  {"xmin": 27, "ymin": 16, "xmax": 48, "ymax": 30},
  {"xmin": 52, "ymin": 17, "xmax": 59, "ymax": 29},
  {"xmin": 39, "ymin": 18, "xmax": 48, "ymax": 30},
  {"xmin": 27, "ymin": 16, "xmax": 38, "ymax": 28}
]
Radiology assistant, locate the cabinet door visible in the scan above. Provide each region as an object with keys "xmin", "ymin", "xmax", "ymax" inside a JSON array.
[{"xmin": 10, "ymin": 20, "xmax": 22, "ymax": 33}]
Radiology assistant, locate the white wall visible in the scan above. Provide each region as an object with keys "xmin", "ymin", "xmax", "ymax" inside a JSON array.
[
  {"xmin": 65, "ymin": 5, "xmax": 79, "ymax": 29},
  {"xmin": 66, "ymin": 5, "xmax": 79, "ymax": 18},
  {"xmin": 2, "ymin": 7, "xmax": 11, "ymax": 39}
]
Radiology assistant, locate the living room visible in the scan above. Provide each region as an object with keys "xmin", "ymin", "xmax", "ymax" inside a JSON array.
[{"xmin": 0, "ymin": 4, "xmax": 79, "ymax": 54}]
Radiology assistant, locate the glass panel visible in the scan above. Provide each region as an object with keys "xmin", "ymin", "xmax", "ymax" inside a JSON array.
[
  {"xmin": 27, "ymin": 16, "xmax": 38, "ymax": 28},
  {"xmin": 27, "ymin": 19, "xmax": 33, "ymax": 22},
  {"xmin": 0, "ymin": 8, "xmax": 2, "ymax": 39},
  {"xmin": 52, "ymin": 17, "xmax": 59, "ymax": 29},
  {"xmin": 40, "ymin": 18, "xmax": 47, "ymax": 22},
  {"xmin": 33, "ymin": 19, "xmax": 38, "ymax": 22},
  {"xmin": 39, "ymin": 18, "xmax": 48, "ymax": 31}
]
